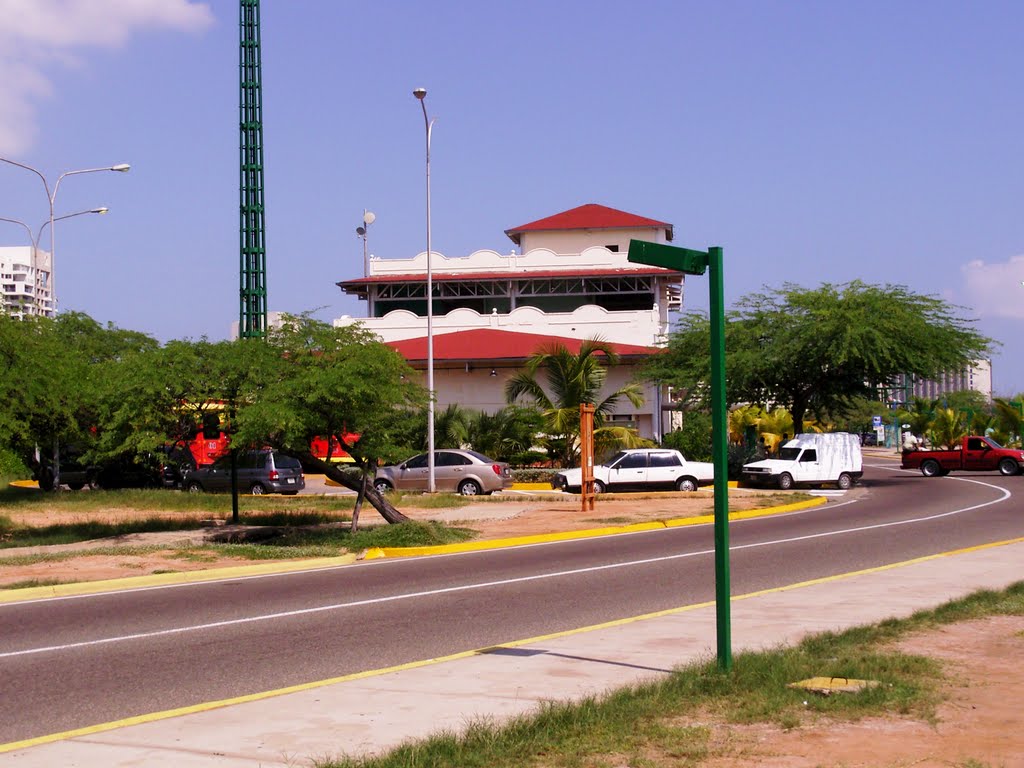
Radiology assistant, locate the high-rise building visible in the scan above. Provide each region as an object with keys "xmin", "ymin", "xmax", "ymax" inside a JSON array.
[{"xmin": 0, "ymin": 246, "xmax": 53, "ymax": 319}]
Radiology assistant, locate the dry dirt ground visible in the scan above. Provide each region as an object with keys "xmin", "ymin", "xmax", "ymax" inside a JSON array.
[{"xmin": 3, "ymin": 490, "xmax": 1022, "ymax": 766}]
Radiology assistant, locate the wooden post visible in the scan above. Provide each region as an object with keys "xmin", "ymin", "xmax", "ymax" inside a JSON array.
[{"xmin": 580, "ymin": 403, "xmax": 595, "ymax": 511}]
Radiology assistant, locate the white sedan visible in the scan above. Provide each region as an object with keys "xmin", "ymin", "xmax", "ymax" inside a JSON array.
[{"xmin": 552, "ymin": 448, "xmax": 714, "ymax": 493}]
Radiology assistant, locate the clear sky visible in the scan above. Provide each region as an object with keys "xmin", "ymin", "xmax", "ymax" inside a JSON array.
[{"xmin": 1, "ymin": 1, "xmax": 1021, "ymax": 396}]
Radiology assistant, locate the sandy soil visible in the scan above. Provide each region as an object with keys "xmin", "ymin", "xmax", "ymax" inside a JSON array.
[{"xmin": 3, "ymin": 489, "xmax": 1021, "ymax": 766}]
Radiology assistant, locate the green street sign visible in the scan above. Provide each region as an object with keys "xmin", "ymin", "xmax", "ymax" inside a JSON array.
[{"xmin": 627, "ymin": 239, "xmax": 709, "ymax": 275}]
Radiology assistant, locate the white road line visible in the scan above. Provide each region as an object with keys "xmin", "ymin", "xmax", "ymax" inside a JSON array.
[{"xmin": 1, "ymin": 478, "xmax": 1011, "ymax": 660}]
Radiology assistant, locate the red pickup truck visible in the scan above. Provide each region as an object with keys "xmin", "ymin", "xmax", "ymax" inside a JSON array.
[{"xmin": 901, "ymin": 436, "xmax": 1024, "ymax": 477}]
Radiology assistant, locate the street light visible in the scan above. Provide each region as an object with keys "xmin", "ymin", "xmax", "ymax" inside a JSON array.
[
  {"xmin": 413, "ymin": 86, "xmax": 437, "ymax": 492},
  {"xmin": 0, "ymin": 208, "xmax": 110, "ymax": 315},
  {"xmin": 0, "ymin": 157, "xmax": 129, "ymax": 314},
  {"xmin": 356, "ymin": 209, "xmax": 376, "ymax": 277}
]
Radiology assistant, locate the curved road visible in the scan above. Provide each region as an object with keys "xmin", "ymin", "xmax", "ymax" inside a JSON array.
[{"xmin": 1, "ymin": 460, "xmax": 1020, "ymax": 744}]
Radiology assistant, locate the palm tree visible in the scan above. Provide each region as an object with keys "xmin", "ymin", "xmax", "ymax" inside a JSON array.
[
  {"xmin": 757, "ymin": 407, "xmax": 794, "ymax": 453},
  {"xmin": 992, "ymin": 397, "xmax": 1023, "ymax": 447},
  {"xmin": 505, "ymin": 338, "xmax": 646, "ymax": 466},
  {"xmin": 466, "ymin": 406, "xmax": 544, "ymax": 463},
  {"xmin": 927, "ymin": 407, "xmax": 967, "ymax": 449}
]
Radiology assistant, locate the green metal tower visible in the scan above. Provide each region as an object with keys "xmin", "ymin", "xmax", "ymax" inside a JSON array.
[{"xmin": 239, "ymin": 0, "xmax": 267, "ymax": 338}]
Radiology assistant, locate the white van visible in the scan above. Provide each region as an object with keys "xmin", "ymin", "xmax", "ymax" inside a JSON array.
[{"xmin": 742, "ymin": 432, "xmax": 863, "ymax": 490}]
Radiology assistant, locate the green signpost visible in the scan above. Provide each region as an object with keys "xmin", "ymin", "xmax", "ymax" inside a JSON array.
[{"xmin": 628, "ymin": 239, "xmax": 732, "ymax": 671}]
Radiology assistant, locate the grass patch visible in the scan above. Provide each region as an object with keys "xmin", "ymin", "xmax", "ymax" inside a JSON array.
[{"xmin": 315, "ymin": 582, "xmax": 1024, "ymax": 768}]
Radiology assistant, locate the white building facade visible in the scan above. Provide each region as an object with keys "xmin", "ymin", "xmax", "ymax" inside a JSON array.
[
  {"xmin": 335, "ymin": 204, "xmax": 684, "ymax": 440},
  {"xmin": 0, "ymin": 246, "xmax": 53, "ymax": 319}
]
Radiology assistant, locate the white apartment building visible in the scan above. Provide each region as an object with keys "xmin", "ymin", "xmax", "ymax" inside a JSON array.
[
  {"xmin": 896, "ymin": 360, "xmax": 994, "ymax": 403},
  {"xmin": 0, "ymin": 246, "xmax": 53, "ymax": 319},
  {"xmin": 335, "ymin": 203, "xmax": 685, "ymax": 440}
]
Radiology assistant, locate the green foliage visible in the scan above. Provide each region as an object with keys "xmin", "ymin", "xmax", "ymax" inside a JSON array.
[
  {"xmin": 927, "ymin": 407, "xmax": 968, "ymax": 449},
  {"xmin": 646, "ymin": 281, "xmax": 992, "ymax": 435},
  {"xmin": 505, "ymin": 338, "xmax": 645, "ymax": 465},
  {"xmin": 661, "ymin": 410, "xmax": 713, "ymax": 461}
]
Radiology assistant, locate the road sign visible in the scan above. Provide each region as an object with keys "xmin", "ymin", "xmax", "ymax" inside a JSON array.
[
  {"xmin": 872, "ymin": 415, "xmax": 882, "ymax": 428},
  {"xmin": 627, "ymin": 239, "xmax": 709, "ymax": 275}
]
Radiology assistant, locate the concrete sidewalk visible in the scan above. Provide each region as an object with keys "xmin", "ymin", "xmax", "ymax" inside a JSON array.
[{"xmin": 4, "ymin": 535, "xmax": 1022, "ymax": 767}]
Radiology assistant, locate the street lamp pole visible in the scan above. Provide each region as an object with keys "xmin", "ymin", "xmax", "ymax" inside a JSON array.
[
  {"xmin": 413, "ymin": 87, "xmax": 437, "ymax": 493},
  {"xmin": 1, "ymin": 158, "xmax": 129, "ymax": 315},
  {"xmin": 356, "ymin": 209, "xmax": 376, "ymax": 277}
]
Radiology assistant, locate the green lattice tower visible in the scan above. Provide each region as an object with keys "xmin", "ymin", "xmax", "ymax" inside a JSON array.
[{"xmin": 239, "ymin": 0, "xmax": 267, "ymax": 339}]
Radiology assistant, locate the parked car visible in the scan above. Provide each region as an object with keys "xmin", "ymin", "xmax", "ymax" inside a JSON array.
[
  {"xmin": 373, "ymin": 449, "xmax": 513, "ymax": 496},
  {"xmin": 552, "ymin": 448, "xmax": 715, "ymax": 493},
  {"xmin": 184, "ymin": 449, "xmax": 305, "ymax": 495}
]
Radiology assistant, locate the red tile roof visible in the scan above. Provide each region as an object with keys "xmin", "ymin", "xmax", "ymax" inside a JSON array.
[
  {"xmin": 504, "ymin": 204, "xmax": 673, "ymax": 245},
  {"xmin": 385, "ymin": 329, "xmax": 656, "ymax": 364},
  {"xmin": 338, "ymin": 265, "xmax": 681, "ymax": 291}
]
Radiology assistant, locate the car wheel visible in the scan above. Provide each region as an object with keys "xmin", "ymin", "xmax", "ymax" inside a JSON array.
[
  {"xmin": 373, "ymin": 479, "xmax": 392, "ymax": 494},
  {"xmin": 920, "ymin": 460, "xmax": 941, "ymax": 478},
  {"xmin": 998, "ymin": 458, "xmax": 1020, "ymax": 476},
  {"xmin": 777, "ymin": 473, "xmax": 794, "ymax": 490},
  {"xmin": 67, "ymin": 482, "xmax": 85, "ymax": 491},
  {"xmin": 593, "ymin": 480, "xmax": 606, "ymax": 494},
  {"xmin": 186, "ymin": 481, "xmax": 203, "ymax": 494},
  {"xmin": 458, "ymin": 479, "xmax": 482, "ymax": 496},
  {"xmin": 39, "ymin": 470, "xmax": 56, "ymax": 492},
  {"xmin": 250, "ymin": 483, "xmax": 267, "ymax": 495},
  {"xmin": 837, "ymin": 472, "xmax": 852, "ymax": 490},
  {"xmin": 676, "ymin": 477, "xmax": 698, "ymax": 492}
]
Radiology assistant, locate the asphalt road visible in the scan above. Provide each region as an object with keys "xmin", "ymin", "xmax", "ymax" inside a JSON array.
[{"xmin": 1, "ymin": 460, "xmax": 1020, "ymax": 744}]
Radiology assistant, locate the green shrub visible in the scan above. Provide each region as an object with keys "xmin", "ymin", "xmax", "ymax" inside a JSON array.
[
  {"xmin": 512, "ymin": 467, "xmax": 559, "ymax": 483},
  {"xmin": 662, "ymin": 412, "xmax": 713, "ymax": 462}
]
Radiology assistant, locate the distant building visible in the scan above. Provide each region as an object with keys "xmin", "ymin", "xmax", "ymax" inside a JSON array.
[
  {"xmin": 334, "ymin": 203, "xmax": 685, "ymax": 440},
  {"xmin": 894, "ymin": 359, "xmax": 993, "ymax": 403},
  {"xmin": 0, "ymin": 246, "xmax": 53, "ymax": 319}
]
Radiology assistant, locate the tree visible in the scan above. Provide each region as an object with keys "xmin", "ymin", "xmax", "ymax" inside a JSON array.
[
  {"xmin": 0, "ymin": 312, "xmax": 157, "ymax": 486},
  {"xmin": 645, "ymin": 281, "xmax": 992, "ymax": 435},
  {"xmin": 231, "ymin": 316, "xmax": 428, "ymax": 526},
  {"xmin": 504, "ymin": 338, "xmax": 646, "ymax": 466}
]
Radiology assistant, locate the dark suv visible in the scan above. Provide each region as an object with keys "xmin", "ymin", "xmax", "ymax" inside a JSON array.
[{"xmin": 184, "ymin": 450, "xmax": 305, "ymax": 495}]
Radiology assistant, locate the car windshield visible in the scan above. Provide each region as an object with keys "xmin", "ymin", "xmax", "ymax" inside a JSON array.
[
  {"xmin": 602, "ymin": 451, "xmax": 628, "ymax": 467},
  {"xmin": 779, "ymin": 447, "xmax": 801, "ymax": 461},
  {"xmin": 983, "ymin": 437, "xmax": 1004, "ymax": 449}
]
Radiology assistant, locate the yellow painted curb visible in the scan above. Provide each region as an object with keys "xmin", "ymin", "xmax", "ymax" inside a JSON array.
[
  {"xmin": 0, "ymin": 554, "xmax": 359, "ymax": 604},
  {"xmin": 364, "ymin": 496, "xmax": 828, "ymax": 559},
  {"xmin": 8, "ymin": 479, "xmax": 38, "ymax": 489}
]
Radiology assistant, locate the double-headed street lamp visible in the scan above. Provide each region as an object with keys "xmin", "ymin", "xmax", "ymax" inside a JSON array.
[
  {"xmin": 0, "ymin": 209, "xmax": 110, "ymax": 312},
  {"xmin": 1, "ymin": 157, "xmax": 129, "ymax": 314},
  {"xmin": 413, "ymin": 87, "xmax": 437, "ymax": 493}
]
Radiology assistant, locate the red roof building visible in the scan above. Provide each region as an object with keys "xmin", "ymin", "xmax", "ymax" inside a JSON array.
[{"xmin": 334, "ymin": 204, "xmax": 681, "ymax": 439}]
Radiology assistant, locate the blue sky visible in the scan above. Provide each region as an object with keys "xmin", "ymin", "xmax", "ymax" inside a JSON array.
[{"xmin": 1, "ymin": 1, "xmax": 1021, "ymax": 395}]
